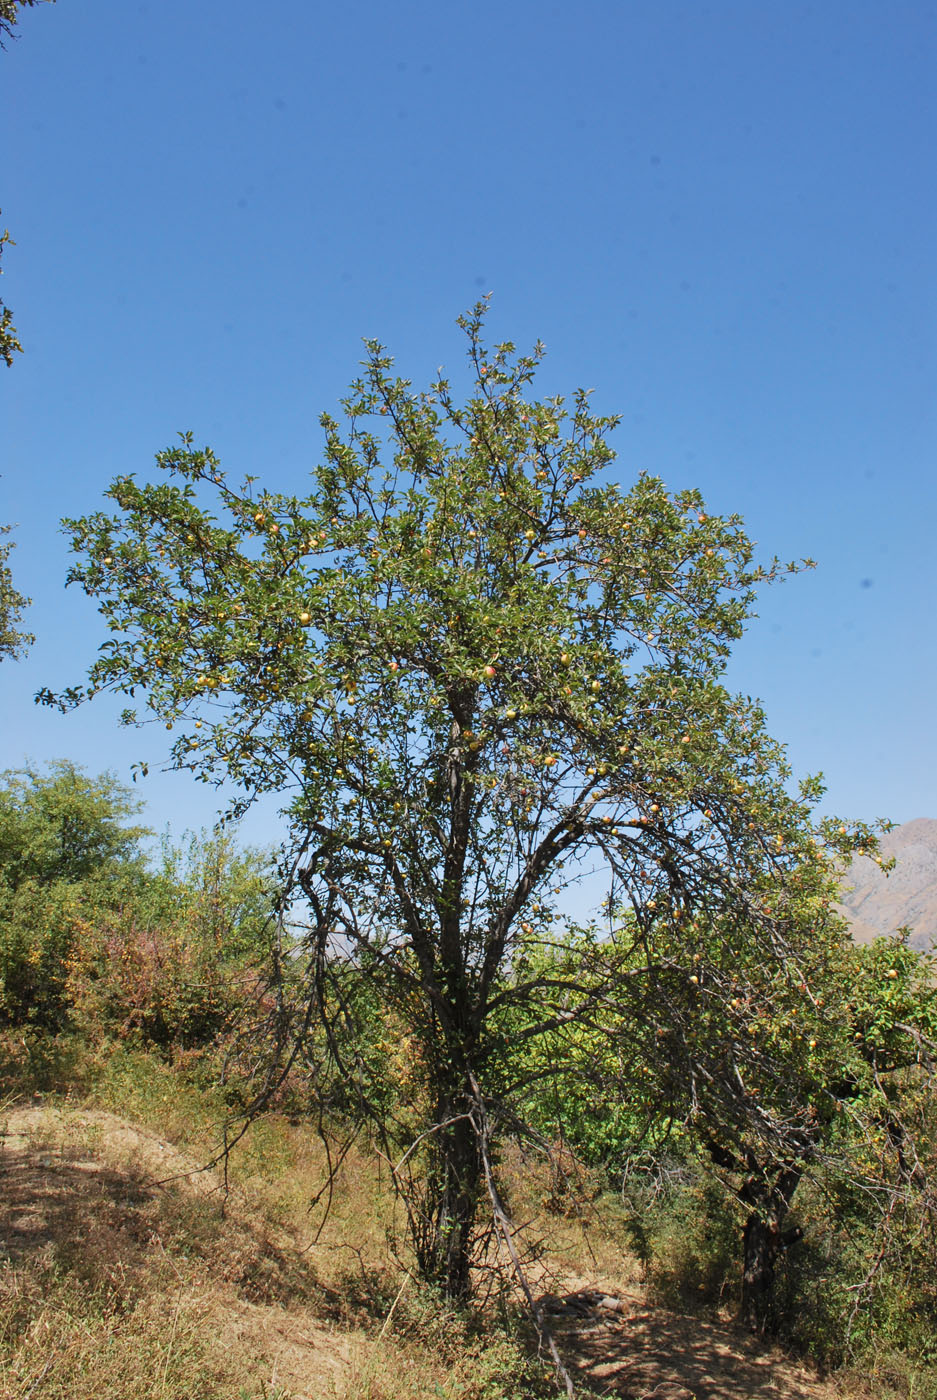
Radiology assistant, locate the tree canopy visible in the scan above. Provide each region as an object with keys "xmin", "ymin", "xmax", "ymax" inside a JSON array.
[{"xmin": 0, "ymin": 761, "xmax": 147, "ymax": 890}]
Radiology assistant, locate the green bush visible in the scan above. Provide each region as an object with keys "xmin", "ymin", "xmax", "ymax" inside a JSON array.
[
  {"xmin": 621, "ymin": 1158, "xmax": 740, "ymax": 1309},
  {"xmin": 0, "ymin": 763, "xmax": 276, "ymax": 1051},
  {"xmin": 0, "ymin": 878, "xmax": 86, "ymax": 1028},
  {"xmin": 0, "ymin": 762, "xmax": 147, "ymax": 1030}
]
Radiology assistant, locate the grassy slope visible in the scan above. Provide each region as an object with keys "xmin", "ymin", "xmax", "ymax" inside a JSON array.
[{"xmin": 0, "ymin": 1044, "xmax": 871, "ymax": 1400}]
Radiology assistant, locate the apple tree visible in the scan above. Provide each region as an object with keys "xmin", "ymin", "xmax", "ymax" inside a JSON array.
[{"xmin": 47, "ymin": 305, "xmax": 863, "ymax": 1302}]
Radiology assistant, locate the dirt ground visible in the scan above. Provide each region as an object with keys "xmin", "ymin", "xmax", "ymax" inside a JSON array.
[
  {"xmin": 539, "ymin": 1287, "xmax": 836, "ymax": 1399},
  {"xmin": 0, "ymin": 1102, "xmax": 848, "ymax": 1400}
]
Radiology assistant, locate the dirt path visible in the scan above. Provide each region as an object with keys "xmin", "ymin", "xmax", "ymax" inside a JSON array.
[
  {"xmin": 535, "ymin": 1286, "xmax": 837, "ymax": 1399},
  {"xmin": 0, "ymin": 1102, "xmax": 847, "ymax": 1400}
]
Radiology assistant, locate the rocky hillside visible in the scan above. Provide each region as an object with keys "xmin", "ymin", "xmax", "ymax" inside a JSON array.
[{"xmin": 837, "ymin": 818, "xmax": 937, "ymax": 952}]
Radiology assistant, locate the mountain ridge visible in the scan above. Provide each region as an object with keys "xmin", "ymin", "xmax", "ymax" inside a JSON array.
[{"xmin": 836, "ymin": 817, "xmax": 937, "ymax": 953}]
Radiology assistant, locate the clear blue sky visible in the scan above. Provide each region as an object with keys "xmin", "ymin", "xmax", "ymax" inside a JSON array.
[{"xmin": 2, "ymin": 0, "xmax": 935, "ymax": 851}]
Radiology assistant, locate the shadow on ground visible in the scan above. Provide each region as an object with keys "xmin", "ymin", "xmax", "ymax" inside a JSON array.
[{"xmin": 542, "ymin": 1289, "xmax": 832, "ymax": 1400}]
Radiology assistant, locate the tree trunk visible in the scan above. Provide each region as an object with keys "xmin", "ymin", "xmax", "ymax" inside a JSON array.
[
  {"xmin": 417, "ymin": 1090, "xmax": 481, "ymax": 1301},
  {"xmin": 739, "ymin": 1166, "xmax": 803, "ymax": 1333}
]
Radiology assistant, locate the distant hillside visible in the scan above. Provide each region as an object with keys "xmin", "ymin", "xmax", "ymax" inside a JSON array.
[{"xmin": 837, "ymin": 818, "xmax": 937, "ymax": 953}]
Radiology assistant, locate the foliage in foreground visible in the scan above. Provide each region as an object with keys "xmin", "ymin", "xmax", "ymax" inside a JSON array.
[{"xmin": 620, "ymin": 1136, "xmax": 937, "ymax": 1399}]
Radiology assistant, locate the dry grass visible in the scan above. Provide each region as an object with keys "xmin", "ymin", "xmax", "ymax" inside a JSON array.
[
  {"xmin": 0, "ymin": 1102, "xmax": 332, "ymax": 1400},
  {"xmin": 0, "ymin": 1047, "xmax": 859, "ymax": 1400},
  {"xmin": 0, "ymin": 1087, "xmax": 553, "ymax": 1400}
]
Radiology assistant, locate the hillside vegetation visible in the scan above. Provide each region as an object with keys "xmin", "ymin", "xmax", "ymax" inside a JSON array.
[{"xmin": 1, "ymin": 762, "xmax": 936, "ymax": 1398}]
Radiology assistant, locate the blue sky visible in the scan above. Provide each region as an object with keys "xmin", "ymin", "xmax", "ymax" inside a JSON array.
[{"xmin": 2, "ymin": 0, "xmax": 935, "ymax": 851}]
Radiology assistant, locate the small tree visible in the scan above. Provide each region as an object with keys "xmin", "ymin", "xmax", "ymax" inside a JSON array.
[
  {"xmin": 517, "ymin": 909, "xmax": 937, "ymax": 1337},
  {"xmin": 0, "ymin": 761, "xmax": 146, "ymax": 892},
  {"xmin": 49, "ymin": 306, "xmax": 860, "ymax": 1302},
  {"xmin": 0, "ymin": 762, "xmax": 148, "ymax": 1027}
]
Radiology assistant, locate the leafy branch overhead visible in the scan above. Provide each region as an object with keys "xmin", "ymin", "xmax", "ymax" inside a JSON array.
[
  {"xmin": 0, "ymin": 223, "xmax": 23, "ymax": 369},
  {"xmin": 1, "ymin": 2, "xmax": 56, "ymax": 366},
  {"xmin": 0, "ymin": 524, "xmax": 33, "ymax": 661},
  {"xmin": 0, "ymin": 0, "xmax": 55, "ymax": 48}
]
